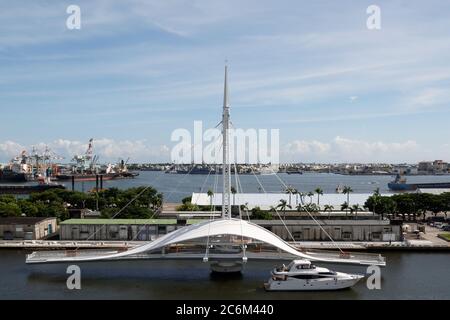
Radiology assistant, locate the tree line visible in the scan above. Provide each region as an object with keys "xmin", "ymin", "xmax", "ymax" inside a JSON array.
[
  {"xmin": 0, "ymin": 187, "xmax": 163, "ymax": 221},
  {"xmin": 364, "ymin": 191, "xmax": 450, "ymax": 221}
]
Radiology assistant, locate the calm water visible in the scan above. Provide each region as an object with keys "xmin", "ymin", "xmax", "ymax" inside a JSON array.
[
  {"xmin": 2, "ymin": 172, "xmax": 449, "ymax": 300},
  {"xmin": 0, "ymin": 250, "xmax": 449, "ymax": 299},
  {"xmin": 50, "ymin": 171, "xmax": 450, "ymax": 202}
]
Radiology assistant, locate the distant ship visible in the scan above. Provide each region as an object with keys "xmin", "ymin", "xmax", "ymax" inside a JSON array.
[
  {"xmin": 285, "ymin": 169, "xmax": 303, "ymax": 175},
  {"xmin": 53, "ymin": 172, "xmax": 138, "ymax": 182},
  {"xmin": 388, "ymin": 174, "xmax": 450, "ymax": 191},
  {"xmin": 0, "ymin": 151, "xmax": 34, "ymax": 182},
  {"xmin": 52, "ymin": 139, "xmax": 138, "ymax": 181},
  {"xmin": 0, "ymin": 168, "xmax": 31, "ymax": 182}
]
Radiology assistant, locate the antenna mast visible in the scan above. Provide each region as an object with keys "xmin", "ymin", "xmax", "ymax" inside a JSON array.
[{"xmin": 222, "ymin": 65, "xmax": 232, "ymax": 219}]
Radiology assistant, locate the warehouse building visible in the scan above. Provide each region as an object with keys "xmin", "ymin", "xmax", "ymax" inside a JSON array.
[
  {"xmin": 59, "ymin": 218, "xmax": 203, "ymax": 241},
  {"xmin": 59, "ymin": 216, "xmax": 401, "ymax": 242},
  {"xmin": 0, "ymin": 217, "xmax": 58, "ymax": 240}
]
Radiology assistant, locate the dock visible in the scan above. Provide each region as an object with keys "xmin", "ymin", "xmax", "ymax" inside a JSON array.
[{"xmin": 0, "ymin": 184, "xmax": 65, "ymax": 195}]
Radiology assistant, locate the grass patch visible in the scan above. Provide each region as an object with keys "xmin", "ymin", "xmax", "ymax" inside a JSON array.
[{"xmin": 437, "ymin": 233, "xmax": 450, "ymax": 242}]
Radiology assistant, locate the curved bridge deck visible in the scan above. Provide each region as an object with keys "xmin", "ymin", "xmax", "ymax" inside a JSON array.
[{"xmin": 26, "ymin": 246, "xmax": 386, "ymax": 266}]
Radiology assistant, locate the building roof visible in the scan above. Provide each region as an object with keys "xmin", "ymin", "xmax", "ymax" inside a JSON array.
[
  {"xmin": 60, "ymin": 218, "xmax": 204, "ymax": 225},
  {"xmin": 0, "ymin": 217, "xmax": 55, "ymax": 225},
  {"xmin": 191, "ymin": 192, "xmax": 391, "ymax": 210}
]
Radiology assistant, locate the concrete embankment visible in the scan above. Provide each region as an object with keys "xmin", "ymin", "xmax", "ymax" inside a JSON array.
[
  {"xmin": 1, "ymin": 239, "xmax": 448, "ymax": 251},
  {"xmin": 0, "ymin": 240, "xmax": 141, "ymax": 250}
]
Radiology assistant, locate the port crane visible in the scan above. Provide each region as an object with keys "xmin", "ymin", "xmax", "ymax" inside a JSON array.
[{"xmin": 71, "ymin": 138, "xmax": 98, "ymax": 173}]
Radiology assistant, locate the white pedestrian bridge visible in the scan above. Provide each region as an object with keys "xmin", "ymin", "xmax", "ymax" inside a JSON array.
[{"xmin": 26, "ymin": 218, "xmax": 386, "ymax": 266}]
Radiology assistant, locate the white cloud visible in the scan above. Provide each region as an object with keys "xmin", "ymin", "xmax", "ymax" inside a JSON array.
[
  {"xmin": 0, "ymin": 139, "xmax": 170, "ymax": 163},
  {"xmin": 0, "ymin": 141, "xmax": 26, "ymax": 160},
  {"xmin": 406, "ymin": 88, "xmax": 450, "ymax": 109},
  {"xmin": 283, "ymin": 136, "xmax": 420, "ymax": 163}
]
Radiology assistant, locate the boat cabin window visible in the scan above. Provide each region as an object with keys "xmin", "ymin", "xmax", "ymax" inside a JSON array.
[
  {"xmin": 292, "ymin": 274, "xmax": 321, "ymax": 280},
  {"xmin": 295, "ymin": 264, "xmax": 314, "ymax": 269}
]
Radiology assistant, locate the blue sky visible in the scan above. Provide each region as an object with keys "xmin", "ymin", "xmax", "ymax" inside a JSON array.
[{"xmin": 1, "ymin": 0, "xmax": 450, "ymax": 163}]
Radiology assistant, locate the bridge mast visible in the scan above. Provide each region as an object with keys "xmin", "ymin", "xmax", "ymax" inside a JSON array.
[{"xmin": 222, "ymin": 65, "xmax": 232, "ymax": 219}]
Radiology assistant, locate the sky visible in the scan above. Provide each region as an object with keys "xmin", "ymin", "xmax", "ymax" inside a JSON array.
[{"xmin": 0, "ymin": 0, "xmax": 450, "ymax": 163}]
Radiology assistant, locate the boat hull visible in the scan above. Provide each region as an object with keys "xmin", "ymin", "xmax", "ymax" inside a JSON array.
[
  {"xmin": 0, "ymin": 170, "xmax": 32, "ymax": 182},
  {"xmin": 388, "ymin": 181, "xmax": 450, "ymax": 191},
  {"xmin": 53, "ymin": 172, "xmax": 139, "ymax": 182},
  {"xmin": 264, "ymin": 273, "xmax": 364, "ymax": 291}
]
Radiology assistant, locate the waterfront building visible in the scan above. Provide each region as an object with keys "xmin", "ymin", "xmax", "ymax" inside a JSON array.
[
  {"xmin": 59, "ymin": 218, "xmax": 202, "ymax": 241},
  {"xmin": 59, "ymin": 216, "xmax": 401, "ymax": 242},
  {"xmin": 418, "ymin": 161, "xmax": 433, "ymax": 174},
  {"xmin": 0, "ymin": 217, "xmax": 57, "ymax": 240}
]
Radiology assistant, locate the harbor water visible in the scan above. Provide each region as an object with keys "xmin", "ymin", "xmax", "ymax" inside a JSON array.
[
  {"xmin": 0, "ymin": 250, "xmax": 449, "ymax": 299},
  {"xmin": 28, "ymin": 171, "xmax": 450, "ymax": 202},
  {"xmin": 1, "ymin": 172, "xmax": 449, "ymax": 299}
]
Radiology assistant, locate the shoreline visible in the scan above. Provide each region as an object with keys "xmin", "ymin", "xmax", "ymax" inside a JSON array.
[{"xmin": 1, "ymin": 239, "xmax": 448, "ymax": 252}]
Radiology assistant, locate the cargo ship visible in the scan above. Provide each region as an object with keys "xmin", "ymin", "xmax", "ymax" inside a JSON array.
[
  {"xmin": 53, "ymin": 171, "xmax": 138, "ymax": 181},
  {"xmin": 0, "ymin": 151, "xmax": 34, "ymax": 182},
  {"xmin": 388, "ymin": 174, "xmax": 450, "ymax": 191},
  {"xmin": 52, "ymin": 139, "xmax": 138, "ymax": 181}
]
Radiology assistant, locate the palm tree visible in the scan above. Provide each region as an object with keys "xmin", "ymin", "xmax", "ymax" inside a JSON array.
[
  {"xmin": 351, "ymin": 204, "xmax": 362, "ymax": 217},
  {"xmin": 298, "ymin": 192, "xmax": 305, "ymax": 205},
  {"xmin": 285, "ymin": 186, "xmax": 295, "ymax": 206},
  {"xmin": 292, "ymin": 188, "xmax": 299, "ymax": 206},
  {"xmin": 231, "ymin": 186, "xmax": 237, "ymax": 206},
  {"xmin": 296, "ymin": 204, "xmax": 304, "ymax": 212},
  {"xmin": 277, "ymin": 199, "xmax": 292, "ymax": 220},
  {"xmin": 241, "ymin": 202, "xmax": 249, "ymax": 219},
  {"xmin": 341, "ymin": 202, "xmax": 349, "ymax": 215},
  {"xmin": 307, "ymin": 191, "xmax": 314, "ymax": 204},
  {"xmin": 207, "ymin": 189, "xmax": 214, "ymax": 211},
  {"xmin": 343, "ymin": 186, "xmax": 353, "ymax": 213},
  {"xmin": 314, "ymin": 187, "xmax": 324, "ymax": 207},
  {"xmin": 373, "ymin": 187, "xmax": 380, "ymax": 196},
  {"xmin": 372, "ymin": 188, "xmax": 381, "ymax": 216},
  {"xmin": 324, "ymin": 204, "xmax": 334, "ymax": 215}
]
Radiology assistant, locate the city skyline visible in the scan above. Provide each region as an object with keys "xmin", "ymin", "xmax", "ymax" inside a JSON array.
[{"xmin": 1, "ymin": 1, "xmax": 450, "ymax": 163}]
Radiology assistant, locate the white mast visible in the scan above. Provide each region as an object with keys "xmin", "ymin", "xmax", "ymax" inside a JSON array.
[{"xmin": 222, "ymin": 65, "xmax": 232, "ymax": 219}]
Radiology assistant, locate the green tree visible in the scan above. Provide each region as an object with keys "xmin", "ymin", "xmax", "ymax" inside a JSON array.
[
  {"xmin": 324, "ymin": 204, "xmax": 334, "ymax": 217},
  {"xmin": 0, "ymin": 202, "xmax": 21, "ymax": 217},
  {"xmin": 314, "ymin": 188, "xmax": 323, "ymax": 206},
  {"xmin": 341, "ymin": 202, "xmax": 349, "ymax": 215},
  {"xmin": 276, "ymin": 199, "xmax": 292, "ymax": 220},
  {"xmin": 307, "ymin": 192, "xmax": 314, "ymax": 204},
  {"xmin": 17, "ymin": 200, "xmax": 39, "ymax": 217},
  {"xmin": 207, "ymin": 189, "xmax": 214, "ymax": 210},
  {"xmin": 350, "ymin": 204, "xmax": 362, "ymax": 218},
  {"xmin": 285, "ymin": 186, "xmax": 296, "ymax": 206},
  {"xmin": 251, "ymin": 206, "xmax": 272, "ymax": 220}
]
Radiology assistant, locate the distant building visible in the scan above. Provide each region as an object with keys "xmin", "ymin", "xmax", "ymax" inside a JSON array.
[
  {"xmin": 433, "ymin": 160, "xmax": 448, "ymax": 173},
  {"xmin": 68, "ymin": 208, "xmax": 102, "ymax": 219},
  {"xmin": 418, "ymin": 161, "xmax": 433, "ymax": 173},
  {"xmin": 392, "ymin": 165, "xmax": 418, "ymax": 175},
  {"xmin": 0, "ymin": 217, "xmax": 57, "ymax": 240}
]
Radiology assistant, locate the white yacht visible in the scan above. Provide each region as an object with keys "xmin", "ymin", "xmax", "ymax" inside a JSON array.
[{"xmin": 264, "ymin": 259, "xmax": 364, "ymax": 291}]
